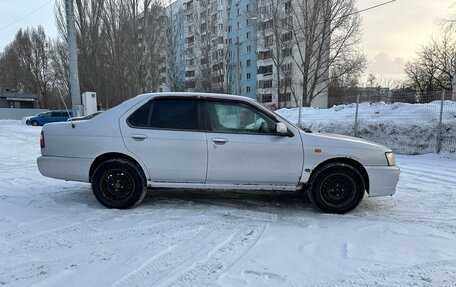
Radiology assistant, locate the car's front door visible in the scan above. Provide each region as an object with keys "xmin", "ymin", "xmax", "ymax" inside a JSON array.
[
  {"xmin": 204, "ymin": 99, "xmax": 303, "ymax": 187},
  {"xmin": 120, "ymin": 97, "xmax": 207, "ymax": 183}
]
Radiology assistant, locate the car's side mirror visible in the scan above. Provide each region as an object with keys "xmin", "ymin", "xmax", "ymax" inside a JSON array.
[{"xmin": 276, "ymin": 122, "xmax": 288, "ymax": 135}]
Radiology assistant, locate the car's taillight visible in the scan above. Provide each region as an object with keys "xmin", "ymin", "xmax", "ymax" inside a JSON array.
[{"xmin": 40, "ymin": 131, "xmax": 45, "ymax": 149}]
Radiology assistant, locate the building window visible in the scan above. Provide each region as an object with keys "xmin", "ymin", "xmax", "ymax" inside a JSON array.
[
  {"xmin": 281, "ymin": 32, "xmax": 292, "ymax": 42},
  {"xmin": 279, "ymin": 93, "xmax": 291, "ymax": 102},
  {"xmin": 246, "ymin": 86, "xmax": 251, "ymax": 93},
  {"xmin": 246, "ymin": 45, "xmax": 251, "ymax": 53},
  {"xmin": 258, "ymin": 80, "xmax": 273, "ymax": 89},
  {"xmin": 247, "ymin": 73, "xmax": 251, "ymax": 80},
  {"xmin": 282, "ymin": 47, "xmax": 292, "ymax": 57},
  {"xmin": 185, "ymin": 70, "xmax": 195, "ymax": 77},
  {"xmin": 258, "ymin": 93, "xmax": 272, "ymax": 103},
  {"xmin": 258, "ymin": 50, "xmax": 272, "ymax": 60},
  {"xmin": 281, "ymin": 63, "xmax": 292, "ymax": 73},
  {"xmin": 285, "ymin": 1, "xmax": 292, "ymax": 12},
  {"xmin": 258, "ymin": 65, "xmax": 273, "ymax": 75},
  {"xmin": 246, "ymin": 59, "xmax": 251, "ymax": 67},
  {"xmin": 246, "ymin": 32, "xmax": 250, "ymax": 39}
]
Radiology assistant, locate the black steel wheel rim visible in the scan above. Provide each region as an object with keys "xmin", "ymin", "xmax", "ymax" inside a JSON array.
[
  {"xmin": 100, "ymin": 169, "xmax": 135, "ymax": 202},
  {"xmin": 319, "ymin": 173, "xmax": 357, "ymax": 208}
]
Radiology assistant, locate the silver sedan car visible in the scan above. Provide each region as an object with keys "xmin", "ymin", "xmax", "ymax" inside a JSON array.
[{"xmin": 37, "ymin": 93, "xmax": 400, "ymax": 213}]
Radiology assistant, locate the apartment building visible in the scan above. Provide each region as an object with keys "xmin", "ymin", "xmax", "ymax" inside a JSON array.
[{"xmin": 159, "ymin": 0, "xmax": 329, "ymax": 108}]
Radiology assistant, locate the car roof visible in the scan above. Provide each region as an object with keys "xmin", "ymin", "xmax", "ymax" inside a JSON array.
[{"xmin": 136, "ymin": 92, "xmax": 255, "ymax": 103}]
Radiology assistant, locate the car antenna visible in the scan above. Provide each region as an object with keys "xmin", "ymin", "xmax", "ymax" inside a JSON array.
[{"xmin": 58, "ymin": 89, "xmax": 75, "ymax": 129}]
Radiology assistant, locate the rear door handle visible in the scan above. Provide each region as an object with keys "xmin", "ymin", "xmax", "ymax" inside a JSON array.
[
  {"xmin": 131, "ymin": 134, "xmax": 147, "ymax": 140},
  {"xmin": 212, "ymin": 137, "xmax": 228, "ymax": 145}
]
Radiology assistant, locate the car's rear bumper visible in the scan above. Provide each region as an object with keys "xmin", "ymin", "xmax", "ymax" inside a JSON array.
[
  {"xmin": 37, "ymin": 156, "xmax": 92, "ymax": 183},
  {"xmin": 365, "ymin": 165, "xmax": 400, "ymax": 197}
]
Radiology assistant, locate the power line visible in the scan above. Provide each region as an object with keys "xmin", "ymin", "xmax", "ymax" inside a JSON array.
[
  {"xmin": 355, "ymin": 0, "xmax": 398, "ymax": 16},
  {"xmin": 0, "ymin": 0, "xmax": 53, "ymax": 31}
]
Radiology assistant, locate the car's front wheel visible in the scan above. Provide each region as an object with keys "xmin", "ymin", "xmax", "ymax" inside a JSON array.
[
  {"xmin": 31, "ymin": 120, "xmax": 39, "ymax": 126},
  {"xmin": 91, "ymin": 159, "xmax": 147, "ymax": 209},
  {"xmin": 309, "ymin": 163, "xmax": 365, "ymax": 214}
]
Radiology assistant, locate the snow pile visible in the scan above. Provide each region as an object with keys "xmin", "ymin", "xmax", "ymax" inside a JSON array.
[{"xmin": 276, "ymin": 101, "xmax": 456, "ymax": 155}]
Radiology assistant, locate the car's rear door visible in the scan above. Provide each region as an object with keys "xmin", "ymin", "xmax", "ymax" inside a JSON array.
[
  {"xmin": 204, "ymin": 99, "xmax": 303, "ymax": 187},
  {"xmin": 120, "ymin": 97, "xmax": 208, "ymax": 183},
  {"xmin": 50, "ymin": 111, "xmax": 66, "ymax": 123}
]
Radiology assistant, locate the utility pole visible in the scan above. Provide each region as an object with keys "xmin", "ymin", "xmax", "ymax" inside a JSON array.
[
  {"xmin": 236, "ymin": 40, "xmax": 241, "ymax": 95},
  {"xmin": 452, "ymin": 57, "xmax": 456, "ymax": 101},
  {"xmin": 65, "ymin": 0, "xmax": 81, "ymax": 116}
]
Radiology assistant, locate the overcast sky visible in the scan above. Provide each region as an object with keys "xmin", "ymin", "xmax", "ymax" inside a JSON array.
[{"xmin": 0, "ymin": 0, "xmax": 454, "ymax": 80}]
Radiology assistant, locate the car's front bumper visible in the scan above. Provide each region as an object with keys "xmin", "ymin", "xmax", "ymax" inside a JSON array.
[
  {"xmin": 365, "ymin": 165, "xmax": 400, "ymax": 197},
  {"xmin": 37, "ymin": 156, "xmax": 92, "ymax": 183}
]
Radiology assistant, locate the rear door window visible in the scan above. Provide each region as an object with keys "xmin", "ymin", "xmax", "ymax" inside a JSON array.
[{"xmin": 128, "ymin": 99, "xmax": 200, "ymax": 131}]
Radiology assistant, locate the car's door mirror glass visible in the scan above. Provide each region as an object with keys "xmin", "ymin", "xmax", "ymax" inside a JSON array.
[{"xmin": 276, "ymin": 122, "xmax": 288, "ymax": 135}]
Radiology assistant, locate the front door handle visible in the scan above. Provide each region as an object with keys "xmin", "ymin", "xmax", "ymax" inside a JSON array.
[
  {"xmin": 212, "ymin": 137, "xmax": 228, "ymax": 145},
  {"xmin": 131, "ymin": 134, "xmax": 147, "ymax": 140}
]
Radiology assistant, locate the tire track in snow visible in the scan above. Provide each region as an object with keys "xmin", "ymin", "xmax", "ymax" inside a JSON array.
[
  {"xmin": 0, "ymin": 210, "xmax": 121, "ymax": 241},
  {"xmin": 4, "ymin": 219, "xmax": 206, "ymax": 257},
  {"xmin": 113, "ymin": 222, "xmax": 236, "ymax": 287},
  {"xmin": 0, "ymin": 214, "xmax": 76, "ymax": 240},
  {"xmin": 213, "ymin": 208, "xmax": 277, "ymax": 223},
  {"xmin": 313, "ymin": 259, "xmax": 456, "ymax": 287},
  {"xmin": 158, "ymin": 224, "xmax": 266, "ymax": 287},
  {"xmin": 0, "ymin": 221, "xmax": 207, "ymax": 287},
  {"xmin": 399, "ymin": 169, "xmax": 456, "ymax": 186}
]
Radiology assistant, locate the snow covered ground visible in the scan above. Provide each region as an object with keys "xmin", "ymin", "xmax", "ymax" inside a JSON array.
[
  {"xmin": 1, "ymin": 120, "xmax": 456, "ymax": 287},
  {"xmin": 276, "ymin": 101, "xmax": 456, "ymax": 155}
]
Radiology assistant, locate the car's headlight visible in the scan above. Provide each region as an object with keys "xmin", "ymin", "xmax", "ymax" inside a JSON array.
[{"xmin": 385, "ymin": 152, "xmax": 396, "ymax": 166}]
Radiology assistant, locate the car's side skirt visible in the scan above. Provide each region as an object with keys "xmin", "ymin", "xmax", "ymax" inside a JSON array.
[{"xmin": 147, "ymin": 181, "xmax": 297, "ymax": 192}]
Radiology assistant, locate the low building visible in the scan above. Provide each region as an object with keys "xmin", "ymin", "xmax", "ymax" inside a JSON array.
[{"xmin": 0, "ymin": 90, "xmax": 38, "ymax": 109}]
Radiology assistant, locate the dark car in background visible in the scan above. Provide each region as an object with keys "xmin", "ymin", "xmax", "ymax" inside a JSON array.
[{"xmin": 27, "ymin": 110, "xmax": 73, "ymax": 126}]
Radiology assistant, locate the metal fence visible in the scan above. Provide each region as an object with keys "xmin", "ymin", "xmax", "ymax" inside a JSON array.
[
  {"xmin": 349, "ymin": 90, "xmax": 455, "ymax": 154},
  {"xmin": 0, "ymin": 108, "xmax": 48, "ymax": 120}
]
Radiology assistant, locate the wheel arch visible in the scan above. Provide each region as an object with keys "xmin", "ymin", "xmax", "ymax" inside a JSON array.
[
  {"xmin": 309, "ymin": 157, "xmax": 370, "ymax": 194},
  {"xmin": 89, "ymin": 152, "xmax": 148, "ymax": 183}
]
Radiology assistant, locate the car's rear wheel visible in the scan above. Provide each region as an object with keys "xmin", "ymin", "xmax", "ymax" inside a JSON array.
[
  {"xmin": 31, "ymin": 120, "xmax": 39, "ymax": 126},
  {"xmin": 308, "ymin": 163, "xmax": 365, "ymax": 214},
  {"xmin": 91, "ymin": 159, "xmax": 147, "ymax": 209}
]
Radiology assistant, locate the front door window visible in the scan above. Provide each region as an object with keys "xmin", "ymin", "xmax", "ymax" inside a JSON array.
[{"xmin": 206, "ymin": 101, "xmax": 276, "ymax": 134}]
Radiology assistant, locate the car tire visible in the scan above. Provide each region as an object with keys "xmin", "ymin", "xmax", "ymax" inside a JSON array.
[
  {"xmin": 91, "ymin": 159, "xmax": 147, "ymax": 209},
  {"xmin": 308, "ymin": 163, "xmax": 365, "ymax": 214},
  {"xmin": 31, "ymin": 120, "xmax": 39, "ymax": 126}
]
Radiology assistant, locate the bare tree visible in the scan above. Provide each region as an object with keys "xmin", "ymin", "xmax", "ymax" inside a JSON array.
[
  {"xmin": 291, "ymin": 0, "xmax": 363, "ymax": 107},
  {"xmin": 257, "ymin": 0, "xmax": 295, "ymax": 108},
  {"xmin": 0, "ymin": 44, "xmax": 23, "ymax": 92},
  {"xmin": 189, "ymin": 3, "xmax": 227, "ymax": 93},
  {"xmin": 328, "ymin": 52, "xmax": 366, "ymax": 105},
  {"xmin": 163, "ymin": 4, "xmax": 185, "ymax": 92},
  {"xmin": 54, "ymin": 0, "xmax": 167, "ymax": 107},
  {"xmin": 405, "ymin": 28, "xmax": 456, "ymax": 100},
  {"xmin": 0, "ymin": 27, "xmax": 54, "ymax": 108}
]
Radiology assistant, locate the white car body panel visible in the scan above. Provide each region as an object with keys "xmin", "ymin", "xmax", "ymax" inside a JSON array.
[
  {"xmin": 37, "ymin": 92, "xmax": 400, "ymax": 197},
  {"xmin": 206, "ymin": 132, "xmax": 303, "ymax": 186}
]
